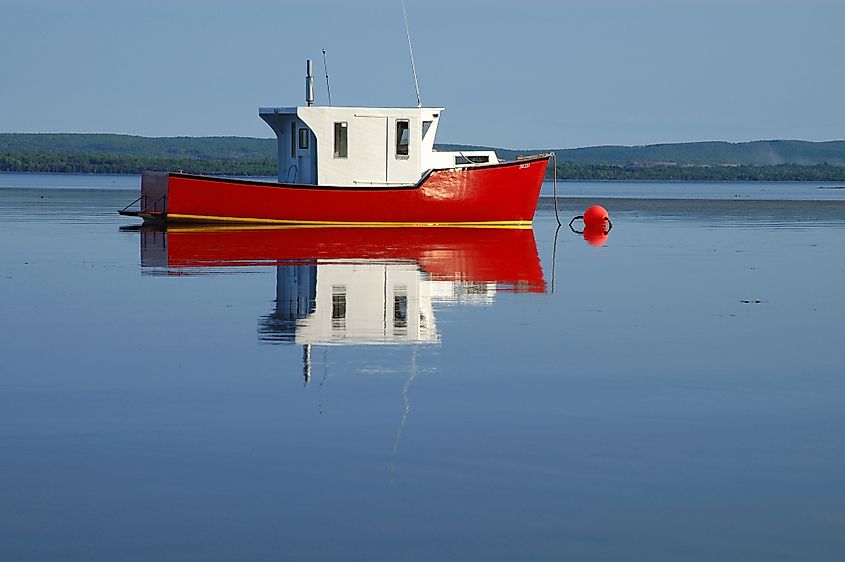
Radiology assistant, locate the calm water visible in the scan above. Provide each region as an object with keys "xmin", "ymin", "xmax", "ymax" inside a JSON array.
[
  {"xmin": 540, "ymin": 179, "xmax": 845, "ymax": 200},
  {"xmin": 2, "ymin": 179, "xmax": 845, "ymax": 561}
]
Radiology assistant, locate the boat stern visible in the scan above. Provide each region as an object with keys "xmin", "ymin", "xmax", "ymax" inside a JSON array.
[
  {"xmin": 140, "ymin": 171, "xmax": 169, "ymax": 215},
  {"xmin": 118, "ymin": 171, "xmax": 170, "ymax": 222}
]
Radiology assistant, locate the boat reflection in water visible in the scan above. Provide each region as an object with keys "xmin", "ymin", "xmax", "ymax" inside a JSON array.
[{"xmin": 139, "ymin": 226, "xmax": 545, "ymax": 364}]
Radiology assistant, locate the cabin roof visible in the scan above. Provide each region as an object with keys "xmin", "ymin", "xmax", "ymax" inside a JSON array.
[{"xmin": 259, "ymin": 106, "xmax": 444, "ymax": 116}]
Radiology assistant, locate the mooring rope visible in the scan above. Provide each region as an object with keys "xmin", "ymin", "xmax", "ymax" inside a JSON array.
[{"xmin": 551, "ymin": 152, "xmax": 561, "ymax": 226}]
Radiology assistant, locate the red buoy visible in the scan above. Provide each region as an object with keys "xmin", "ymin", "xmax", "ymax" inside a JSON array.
[{"xmin": 583, "ymin": 205, "xmax": 609, "ymax": 228}]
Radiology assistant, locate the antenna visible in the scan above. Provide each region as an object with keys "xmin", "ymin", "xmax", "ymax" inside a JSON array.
[
  {"xmin": 321, "ymin": 49, "xmax": 332, "ymax": 106},
  {"xmin": 401, "ymin": 0, "xmax": 422, "ymax": 107}
]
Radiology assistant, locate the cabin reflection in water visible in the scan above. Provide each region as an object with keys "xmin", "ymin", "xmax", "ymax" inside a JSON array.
[
  {"xmin": 260, "ymin": 265, "xmax": 317, "ymax": 343},
  {"xmin": 259, "ymin": 262, "xmax": 500, "ymax": 345},
  {"xmin": 137, "ymin": 226, "xmax": 545, "ymax": 347}
]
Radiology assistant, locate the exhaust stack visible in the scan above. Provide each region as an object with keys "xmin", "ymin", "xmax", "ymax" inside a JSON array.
[{"xmin": 305, "ymin": 59, "xmax": 315, "ymax": 107}]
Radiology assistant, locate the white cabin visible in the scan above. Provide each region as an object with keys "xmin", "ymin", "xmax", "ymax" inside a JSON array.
[{"xmin": 259, "ymin": 105, "xmax": 498, "ymax": 187}]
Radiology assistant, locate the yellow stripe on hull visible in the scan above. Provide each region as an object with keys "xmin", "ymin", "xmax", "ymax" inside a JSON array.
[{"xmin": 165, "ymin": 213, "xmax": 533, "ymax": 229}]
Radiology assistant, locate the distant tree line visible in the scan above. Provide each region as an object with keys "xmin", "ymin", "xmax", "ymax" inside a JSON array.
[
  {"xmin": 0, "ymin": 152, "xmax": 276, "ymax": 176},
  {"xmin": 444, "ymin": 140, "xmax": 845, "ymax": 167},
  {"xmin": 552, "ymin": 162, "xmax": 845, "ymax": 182},
  {"xmin": 0, "ymin": 133, "xmax": 277, "ymax": 161},
  {"xmin": 2, "ymin": 151, "xmax": 845, "ymax": 182},
  {"xmin": 4, "ymin": 135, "xmax": 845, "ymax": 166}
]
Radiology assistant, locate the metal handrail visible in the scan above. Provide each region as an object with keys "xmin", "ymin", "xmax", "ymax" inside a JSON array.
[
  {"xmin": 120, "ymin": 194, "xmax": 167, "ymax": 215},
  {"xmin": 120, "ymin": 195, "xmax": 142, "ymax": 213},
  {"xmin": 150, "ymin": 195, "xmax": 166, "ymax": 213}
]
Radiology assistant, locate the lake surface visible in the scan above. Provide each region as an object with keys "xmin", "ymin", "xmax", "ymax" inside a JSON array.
[{"xmin": 2, "ymin": 179, "xmax": 845, "ymax": 561}]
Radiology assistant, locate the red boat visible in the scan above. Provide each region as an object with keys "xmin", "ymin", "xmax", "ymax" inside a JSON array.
[{"xmin": 120, "ymin": 61, "xmax": 551, "ymax": 226}]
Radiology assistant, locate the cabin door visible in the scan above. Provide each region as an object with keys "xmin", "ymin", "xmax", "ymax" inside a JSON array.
[
  {"xmin": 294, "ymin": 123, "xmax": 317, "ymax": 184},
  {"xmin": 386, "ymin": 117, "xmax": 414, "ymax": 185},
  {"xmin": 354, "ymin": 116, "xmax": 389, "ymax": 185}
]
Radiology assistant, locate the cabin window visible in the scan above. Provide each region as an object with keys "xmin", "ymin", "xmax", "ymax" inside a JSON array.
[
  {"xmin": 395, "ymin": 119, "xmax": 410, "ymax": 158},
  {"xmin": 290, "ymin": 124, "xmax": 296, "ymax": 158},
  {"xmin": 331, "ymin": 285, "xmax": 346, "ymax": 329},
  {"xmin": 421, "ymin": 120, "xmax": 433, "ymax": 140},
  {"xmin": 298, "ymin": 128, "xmax": 310, "ymax": 150},
  {"xmin": 334, "ymin": 122, "xmax": 348, "ymax": 158},
  {"xmin": 393, "ymin": 287, "xmax": 408, "ymax": 336},
  {"xmin": 393, "ymin": 289, "xmax": 408, "ymax": 329}
]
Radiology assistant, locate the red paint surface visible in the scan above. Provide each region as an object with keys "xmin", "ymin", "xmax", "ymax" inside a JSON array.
[
  {"xmin": 147, "ymin": 226, "xmax": 546, "ymax": 292},
  {"xmin": 156, "ymin": 156, "xmax": 549, "ymax": 224},
  {"xmin": 583, "ymin": 205, "xmax": 609, "ymax": 228}
]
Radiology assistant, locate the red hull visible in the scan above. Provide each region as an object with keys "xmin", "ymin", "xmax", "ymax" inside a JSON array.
[
  {"xmin": 134, "ymin": 155, "xmax": 549, "ymax": 226},
  {"xmin": 140, "ymin": 226, "xmax": 546, "ymax": 292}
]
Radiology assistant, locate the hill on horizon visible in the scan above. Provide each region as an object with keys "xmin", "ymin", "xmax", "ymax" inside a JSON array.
[
  {"xmin": 2, "ymin": 133, "xmax": 844, "ymax": 166},
  {"xmin": 440, "ymin": 139, "xmax": 845, "ymax": 166}
]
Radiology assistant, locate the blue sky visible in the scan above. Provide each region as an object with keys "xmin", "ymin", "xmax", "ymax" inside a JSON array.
[{"xmin": 1, "ymin": 0, "xmax": 843, "ymax": 149}]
